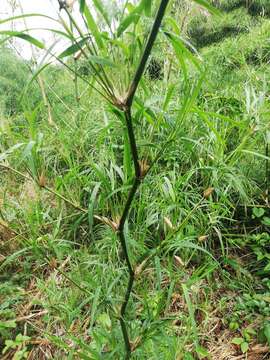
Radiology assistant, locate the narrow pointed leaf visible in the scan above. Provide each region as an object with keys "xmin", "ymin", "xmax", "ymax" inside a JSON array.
[
  {"xmin": 41, "ymin": 28, "xmax": 73, "ymax": 40},
  {"xmin": 81, "ymin": 3, "xmax": 104, "ymax": 49},
  {"xmin": 0, "ymin": 13, "xmax": 57, "ymax": 25},
  {"xmin": 58, "ymin": 37, "xmax": 89, "ymax": 58},
  {"xmin": 92, "ymin": 0, "xmax": 111, "ymax": 28},
  {"xmin": 165, "ymin": 32, "xmax": 201, "ymax": 71},
  {"xmin": 192, "ymin": 0, "xmax": 220, "ymax": 16},
  {"xmin": 117, "ymin": 12, "xmax": 140, "ymax": 37},
  {"xmin": 117, "ymin": 0, "xmax": 147, "ymax": 37},
  {"xmin": 79, "ymin": 0, "xmax": 86, "ymax": 12},
  {"xmin": 0, "ymin": 30, "xmax": 44, "ymax": 49},
  {"xmin": 88, "ymin": 55, "xmax": 116, "ymax": 67},
  {"xmin": 88, "ymin": 183, "xmax": 101, "ymax": 239},
  {"xmin": 241, "ymin": 150, "xmax": 270, "ymax": 161},
  {"xmin": 142, "ymin": 0, "xmax": 152, "ymax": 16}
]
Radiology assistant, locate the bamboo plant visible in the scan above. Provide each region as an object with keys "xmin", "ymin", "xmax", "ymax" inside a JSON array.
[{"xmin": 0, "ymin": 0, "xmax": 218, "ymax": 357}]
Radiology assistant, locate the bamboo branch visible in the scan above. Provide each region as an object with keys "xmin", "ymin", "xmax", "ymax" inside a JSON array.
[
  {"xmin": 61, "ymin": 5, "xmax": 115, "ymax": 99},
  {"xmin": 0, "ymin": 163, "xmax": 115, "ymax": 228},
  {"xmin": 123, "ymin": 109, "xmax": 140, "ymax": 178},
  {"xmin": 117, "ymin": 1, "xmax": 170, "ymax": 358},
  {"xmin": 125, "ymin": 0, "xmax": 170, "ymax": 107}
]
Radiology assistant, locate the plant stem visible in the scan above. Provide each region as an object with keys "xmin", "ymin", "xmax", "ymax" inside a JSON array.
[
  {"xmin": 64, "ymin": 9, "xmax": 115, "ymax": 98},
  {"xmin": 117, "ymin": 1, "xmax": 170, "ymax": 358},
  {"xmin": 125, "ymin": 0, "xmax": 170, "ymax": 107},
  {"xmin": 124, "ymin": 109, "xmax": 140, "ymax": 177}
]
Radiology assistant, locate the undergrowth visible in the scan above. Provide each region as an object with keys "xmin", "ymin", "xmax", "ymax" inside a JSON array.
[{"xmin": 0, "ymin": 0, "xmax": 270, "ymax": 359}]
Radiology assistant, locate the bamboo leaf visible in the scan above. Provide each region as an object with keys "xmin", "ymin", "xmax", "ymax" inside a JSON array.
[
  {"xmin": 88, "ymin": 183, "xmax": 101, "ymax": 239},
  {"xmin": 0, "ymin": 13, "xmax": 57, "ymax": 25},
  {"xmin": 117, "ymin": 0, "xmax": 147, "ymax": 37},
  {"xmin": 80, "ymin": 3, "xmax": 104, "ymax": 49},
  {"xmin": 89, "ymin": 287, "xmax": 101, "ymax": 331},
  {"xmin": 182, "ymin": 284, "xmax": 199, "ymax": 347},
  {"xmin": 117, "ymin": 12, "xmax": 140, "ymax": 37},
  {"xmin": 41, "ymin": 28, "xmax": 73, "ymax": 40},
  {"xmin": 0, "ymin": 30, "xmax": 45, "ymax": 49},
  {"xmin": 142, "ymin": 0, "xmax": 152, "ymax": 17},
  {"xmin": 58, "ymin": 37, "xmax": 89, "ymax": 58},
  {"xmin": 79, "ymin": 0, "xmax": 86, "ymax": 12},
  {"xmin": 166, "ymin": 16, "xmax": 181, "ymax": 35},
  {"xmin": 165, "ymin": 32, "xmax": 201, "ymax": 72},
  {"xmin": 195, "ymin": 109, "xmax": 225, "ymax": 146},
  {"xmin": 192, "ymin": 0, "xmax": 221, "ymax": 16},
  {"xmin": 163, "ymin": 84, "xmax": 176, "ymax": 111},
  {"xmin": 241, "ymin": 149, "xmax": 270, "ymax": 161},
  {"xmin": 92, "ymin": 0, "xmax": 111, "ymax": 28},
  {"xmin": 88, "ymin": 55, "xmax": 116, "ymax": 67}
]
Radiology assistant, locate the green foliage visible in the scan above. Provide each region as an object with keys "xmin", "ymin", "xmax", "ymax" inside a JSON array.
[
  {"xmin": 0, "ymin": 31, "xmax": 44, "ymax": 49},
  {"xmin": 0, "ymin": 47, "xmax": 39, "ymax": 115},
  {"xmin": 3, "ymin": 334, "xmax": 30, "ymax": 359},
  {"xmin": 214, "ymin": 0, "xmax": 270, "ymax": 16},
  {"xmin": 1, "ymin": 0, "xmax": 270, "ymax": 358}
]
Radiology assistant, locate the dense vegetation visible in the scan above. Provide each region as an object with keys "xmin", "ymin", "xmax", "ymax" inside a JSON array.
[{"xmin": 1, "ymin": 0, "xmax": 270, "ymax": 358}]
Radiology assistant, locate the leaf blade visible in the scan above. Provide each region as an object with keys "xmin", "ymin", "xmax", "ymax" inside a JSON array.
[
  {"xmin": 0, "ymin": 30, "xmax": 44, "ymax": 49},
  {"xmin": 80, "ymin": 3, "xmax": 104, "ymax": 49},
  {"xmin": 58, "ymin": 37, "xmax": 89, "ymax": 58},
  {"xmin": 192, "ymin": 0, "xmax": 221, "ymax": 16}
]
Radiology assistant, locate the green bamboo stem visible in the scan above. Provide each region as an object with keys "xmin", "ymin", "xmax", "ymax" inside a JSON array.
[{"xmin": 117, "ymin": 1, "xmax": 170, "ymax": 358}]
